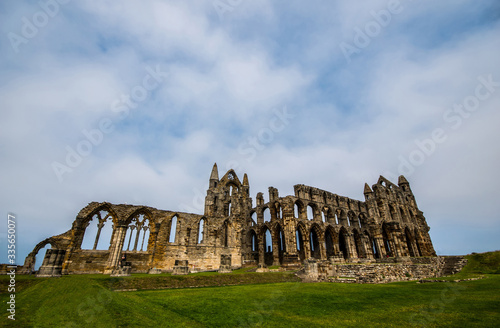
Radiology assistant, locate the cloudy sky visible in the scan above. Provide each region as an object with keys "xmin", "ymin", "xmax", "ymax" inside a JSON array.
[{"xmin": 1, "ymin": 0, "xmax": 499, "ymax": 265}]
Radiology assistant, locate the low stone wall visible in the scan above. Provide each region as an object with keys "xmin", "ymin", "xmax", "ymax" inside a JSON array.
[{"xmin": 300, "ymin": 257, "xmax": 466, "ymax": 284}]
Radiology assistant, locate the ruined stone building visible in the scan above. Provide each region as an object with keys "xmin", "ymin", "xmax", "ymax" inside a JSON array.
[{"xmin": 23, "ymin": 164, "xmax": 436, "ymax": 276}]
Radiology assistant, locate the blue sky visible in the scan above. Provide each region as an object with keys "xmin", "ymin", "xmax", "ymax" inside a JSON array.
[{"xmin": 1, "ymin": 0, "xmax": 499, "ymax": 265}]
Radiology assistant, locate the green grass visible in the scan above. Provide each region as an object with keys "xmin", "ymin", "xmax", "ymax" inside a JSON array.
[
  {"xmin": 1, "ymin": 252, "xmax": 499, "ymax": 327},
  {"xmin": 462, "ymin": 251, "xmax": 500, "ymax": 274}
]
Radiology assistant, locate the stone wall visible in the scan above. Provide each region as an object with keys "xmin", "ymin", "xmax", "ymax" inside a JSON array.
[{"xmin": 300, "ymin": 256, "xmax": 467, "ymax": 283}]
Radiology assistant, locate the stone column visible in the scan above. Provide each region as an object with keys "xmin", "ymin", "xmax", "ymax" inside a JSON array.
[
  {"xmin": 363, "ymin": 236, "xmax": 373, "ymax": 259},
  {"xmin": 374, "ymin": 236, "xmax": 386, "ymax": 258},
  {"xmin": 272, "ymin": 235, "xmax": 280, "ymax": 266},
  {"xmin": 343, "ymin": 233, "xmax": 353, "ymax": 259},
  {"xmin": 104, "ymin": 224, "xmax": 127, "ymax": 274},
  {"xmin": 258, "ymin": 234, "xmax": 265, "ymax": 266},
  {"xmin": 318, "ymin": 235, "xmax": 327, "ymax": 260}
]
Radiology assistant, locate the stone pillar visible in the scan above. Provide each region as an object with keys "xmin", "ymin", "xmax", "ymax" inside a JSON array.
[
  {"xmin": 104, "ymin": 224, "xmax": 127, "ymax": 274},
  {"xmin": 391, "ymin": 232, "xmax": 402, "ymax": 257},
  {"xmin": 149, "ymin": 223, "xmax": 161, "ymax": 267},
  {"xmin": 374, "ymin": 236, "xmax": 386, "ymax": 258},
  {"xmin": 363, "ymin": 236, "xmax": 373, "ymax": 259},
  {"xmin": 345, "ymin": 233, "xmax": 356, "ymax": 259},
  {"xmin": 272, "ymin": 236, "xmax": 280, "ymax": 266},
  {"xmin": 318, "ymin": 235, "xmax": 327, "ymax": 260},
  {"xmin": 258, "ymin": 234, "xmax": 265, "ymax": 266}
]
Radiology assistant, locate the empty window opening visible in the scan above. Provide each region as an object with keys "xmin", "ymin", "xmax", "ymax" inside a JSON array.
[
  {"xmin": 310, "ymin": 230, "xmax": 320, "ymax": 259},
  {"xmin": 198, "ymin": 219, "xmax": 205, "ymax": 244},
  {"xmin": 123, "ymin": 215, "xmax": 149, "ymax": 251},
  {"xmin": 34, "ymin": 244, "xmax": 51, "ymax": 271},
  {"xmin": 169, "ymin": 216, "xmax": 178, "ymax": 243},
  {"xmin": 264, "ymin": 229, "xmax": 272, "ymax": 252},
  {"xmin": 307, "ymin": 206, "xmax": 314, "ymax": 220},
  {"xmin": 81, "ymin": 211, "xmax": 114, "ymax": 251},
  {"xmin": 251, "ymin": 212, "xmax": 257, "ymax": 225},
  {"xmin": 251, "ymin": 231, "xmax": 257, "ymax": 252},
  {"xmin": 263, "ymin": 208, "xmax": 271, "ymax": 222},
  {"xmin": 296, "ymin": 230, "xmax": 302, "ymax": 251}
]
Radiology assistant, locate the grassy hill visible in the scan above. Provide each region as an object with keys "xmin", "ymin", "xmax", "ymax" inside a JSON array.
[{"xmin": 1, "ymin": 252, "xmax": 499, "ymax": 327}]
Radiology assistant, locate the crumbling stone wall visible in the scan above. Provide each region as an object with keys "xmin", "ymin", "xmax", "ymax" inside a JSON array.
[
  {"xmin": 300, "ymin": 257, "xmax": 467, "ymax": 283},
  {"xmin": 25, "ymin": 163, "xmax": 437, "ymax": 276}
]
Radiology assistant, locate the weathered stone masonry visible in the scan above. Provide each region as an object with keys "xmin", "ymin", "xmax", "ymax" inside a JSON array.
[{"xmin": 22, "ymin": 163, "xmax": 436, "ymax": 276}]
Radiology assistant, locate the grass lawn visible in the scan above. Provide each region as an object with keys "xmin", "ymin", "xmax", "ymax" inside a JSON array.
[{"xmin": 1, "ymin": 252, "xmax": 499, "ymax": 327}]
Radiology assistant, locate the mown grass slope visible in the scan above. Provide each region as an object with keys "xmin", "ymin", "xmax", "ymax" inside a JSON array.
[{"xmin": 1, "ymin": 252, "xmax": 499, "ymax": 327}]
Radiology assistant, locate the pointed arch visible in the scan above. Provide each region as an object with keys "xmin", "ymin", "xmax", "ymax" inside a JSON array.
[
  {"xmin": 123, "ymin": 210, "xmax": 152, "ymax": 252},
  {"xmin": 81, "ymin": 209, "xmax": 115, "ymax": 250},
  {"xmin": 25, "ymin": 237, "xmax": 65, "ymax": 273}
]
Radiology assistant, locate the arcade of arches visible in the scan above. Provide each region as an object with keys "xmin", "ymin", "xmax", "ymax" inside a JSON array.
[{"xmin": 22, "ymin": 164, "xmax": 436, "ymax": 275}]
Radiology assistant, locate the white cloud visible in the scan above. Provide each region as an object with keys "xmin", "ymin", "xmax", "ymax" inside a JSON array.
[{"xmin": 1, "ymin": 1, "xmax": 499, "ymax": 264}]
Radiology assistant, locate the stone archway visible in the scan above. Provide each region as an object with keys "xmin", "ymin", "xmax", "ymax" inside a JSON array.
[{"xmin": 22, "ymin": 238, "xmax": 66, "ymax": 276}]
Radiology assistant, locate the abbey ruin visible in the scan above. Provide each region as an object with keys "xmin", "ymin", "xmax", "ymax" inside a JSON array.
[{"xmin": 23, "ymin": 164, "xmax": 439, "ymax": 278}]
